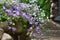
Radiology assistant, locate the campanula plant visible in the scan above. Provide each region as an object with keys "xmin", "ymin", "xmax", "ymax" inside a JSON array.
[{"xmin": 0, "ymin": 0, "xmax": 50, "ymax": 40}]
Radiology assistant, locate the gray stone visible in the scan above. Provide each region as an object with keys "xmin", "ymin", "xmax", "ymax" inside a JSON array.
[{"xmin": 54, "ymin": 16, "xmax": 60, "ymax": 21}]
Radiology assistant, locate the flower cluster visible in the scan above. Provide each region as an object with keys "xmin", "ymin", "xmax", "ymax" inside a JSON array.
[{"xmin": 2, "ymin": 2, "xmax": 45, "ymax": 38}]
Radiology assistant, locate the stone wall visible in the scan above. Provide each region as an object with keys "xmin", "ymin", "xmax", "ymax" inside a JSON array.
[{"xmin": 50, "ymin": 0, "xmax": 58, "ymax": 19}]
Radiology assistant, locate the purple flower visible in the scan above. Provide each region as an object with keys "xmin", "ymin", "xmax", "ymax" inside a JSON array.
[
  {"xmin": 4, "ymin": 9, "xmax": 12, "ymax": 15},
  {"xmin": 28, "ymin": 13, "xmax": 32, "ymax": 17},
  {"xmin": 7, "ymin": 26, "xmax": 12, "ymax": 30},
  {"xmin": 13, "ymin": 10, "xmax": 20, "ymax": 15},
  {"xmin": 3, "ymin": 3, "xmax": 8, "ymax": 8},
  {"xmin": 30, "ymin": 17, "xmax": 36, "ymax": 22},
  {"xmin": 33, "ymin": 5, "xmax": 39, "ymax": 11},
  {"xmin": 35, "ymin": 26, "xmax": 41, "ymax": 33},
  {"xmin": 13, "ymin": 14, "xmax": 17, "ymax": 16},
  {"xmin": 28, "ymin": 27, "xmax": 33, "ymax": 31},
  {"xmin": 13, "ymin": 5, "xmax": 17, "ymax": 9},
  {"xmin": 20, "ymin": 3, "xmax": 26, "ymax": 9},
  {"xmin": 30, "ymin": 17, "xmax": 33, "ymax": 21},
  {"xmin": 25, "ymin": 15, "xmax": 30, "ymax": 19},
  {"xmin": 12, "ymin": 27, "xmax": 16, "ymax": 31},
  {"xmin": 11, "ymin": 4, "xmax": 17, "ymax": 9},
  {"xmin": 32, "ymin": 33, "xmax": 37, "ymax": 37},
  {"xmin": 29, "ymin": 20, "xmax": 33, "ymax": 24},
  {"xmin": 36, "ymin": 29, "xmax": 40, "ymax": 33},
  {"xmin": 39, "ymin": 24, "xmax": 42, "ymax": 28},
  {"xmin": 9, "ymin": 21, "xmax": 13, "ymax": 24},
  {"xmin": 22, "ymin": 12, "xmax": 30, "ymax": 19},
  {"xmin": 20, "ymin": 3, "xmax": 30, "ymax": 9},
  {"xmin": 36, "ymin": 26, "xmax": 40, "ymax": 29},
  {"xmin": 35, "ymin": 22, "xmax": 38, "ymax": 25},
  {"xmin": 29, "ymin": 17, "xmax": 35, "ymax": 24},
  {"xmin": 16, "ymin": 11, "xmax": 20, "ymax": 15}
]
